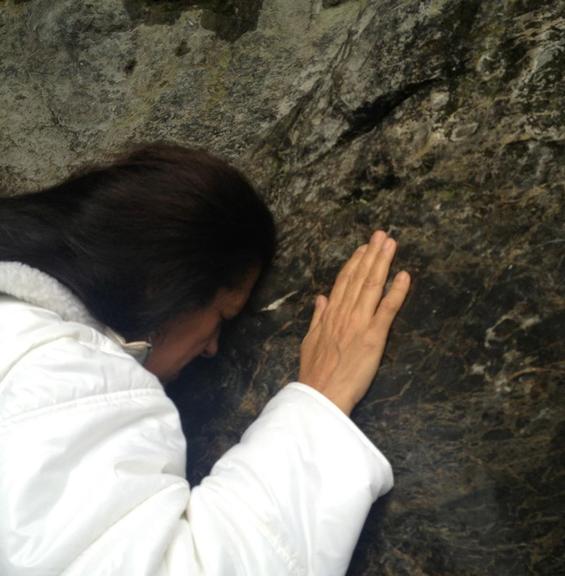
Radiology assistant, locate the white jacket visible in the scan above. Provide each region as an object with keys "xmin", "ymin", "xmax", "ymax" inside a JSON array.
[{"xmin": 0, "ymin": 261, "xmax": 394, "ymax": 576}]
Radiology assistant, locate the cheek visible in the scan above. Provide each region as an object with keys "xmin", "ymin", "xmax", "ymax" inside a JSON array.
[
  {"xmin": 154, "ymin": 326, "xmax": 196, "ymax": 362},
  {"xmin": 152, "ymin": 314, "xmax": 219, "ymax": 367},
  {"xmin": 177, "ymin": 321, "xmax": 217, "ymax": 357}
]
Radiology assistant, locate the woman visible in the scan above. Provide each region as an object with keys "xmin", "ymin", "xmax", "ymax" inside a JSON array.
[{"xmin": 0, "ymin": 141, "xmax": 411, "ymax": 575}]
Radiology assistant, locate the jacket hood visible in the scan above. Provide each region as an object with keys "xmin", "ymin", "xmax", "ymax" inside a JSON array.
[{"xmin": 0, "ymin": 260, "xmax": 152, "ymax": 365}]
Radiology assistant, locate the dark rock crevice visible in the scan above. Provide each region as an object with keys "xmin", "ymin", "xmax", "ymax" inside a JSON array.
[
  {"xmin": 123, "ymin": 0, "xmax": 263, "ymax": 42},
  {"xmin": 336, "ymin": 77, "xmax": 441, "ymax": 146}
]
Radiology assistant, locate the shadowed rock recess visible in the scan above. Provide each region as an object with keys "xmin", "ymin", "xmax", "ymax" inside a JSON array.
[{"xmin": 1, "ymin": 0, "xmax": 563, "ymax": 573}]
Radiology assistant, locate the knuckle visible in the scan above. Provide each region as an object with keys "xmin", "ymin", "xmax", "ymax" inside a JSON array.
[
  {"xmin": 355, "ymin": 243, "xmax": 369, "ymax": 256},
  {"xmin": 337, "ymin": 271, "xmax": 352, "ymax": 285},
  {"xmin": 349, "ymin": 309, "xmax": 364, "ymax": 326},
  {"xmin": 335, "ymin": 317, "xmax": 356, "ymax": 340},
  {"xmin": 352, "ymin": 265, "xmax": 369, "ymax": 281},
  {"xmin": 323, "ymin": 301, "xmax": 336, "ymax": 317},
  {"xmin": 362, "ymin": 277, "xmax": 385, "ymax": 290},
  {"xmin": 327, "ymin": 301, "xmax": 342, "ymax": 319},
  {"xmin": 380, "ymin": 296, "xmax": 400, "ymax": 314},
  {"xmin": 334, "ymin": 320, "xmax": 350, "ymax": 339}
]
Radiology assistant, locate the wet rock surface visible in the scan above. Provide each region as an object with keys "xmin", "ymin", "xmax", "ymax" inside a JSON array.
[{"xmin": 1, "ymin": 0, "xmax": 563, "ymax": 573}]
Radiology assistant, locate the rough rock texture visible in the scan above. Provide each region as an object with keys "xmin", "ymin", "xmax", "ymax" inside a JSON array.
[{"xmin": 1, "ymin": 0, "xmax": 563, "ymax": 574}]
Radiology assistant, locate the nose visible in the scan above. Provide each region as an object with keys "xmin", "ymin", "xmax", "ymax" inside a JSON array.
[{"xmin": 200, "ymin": 335, "xmax": 219, "ymax": 358}]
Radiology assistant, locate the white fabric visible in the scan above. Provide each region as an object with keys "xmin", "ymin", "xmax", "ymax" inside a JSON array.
[{"xmin": 0, "ymin": 260, "xmax": 394, "ymax": 575}]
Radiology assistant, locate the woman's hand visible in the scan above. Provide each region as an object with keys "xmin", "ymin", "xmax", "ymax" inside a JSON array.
[{"xmin": 298, "ymin": 229, "xmax": 411, "ymax": 416}]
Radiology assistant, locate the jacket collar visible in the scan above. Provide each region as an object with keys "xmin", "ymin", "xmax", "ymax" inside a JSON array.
[{"xmin": 0, "ymin": 261, "xmax": 152, "ymax": 365}]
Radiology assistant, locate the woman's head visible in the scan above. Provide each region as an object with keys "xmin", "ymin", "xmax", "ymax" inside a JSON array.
[
  {"xmin": 143, "ymin": 263, "xmax": 261, "ymax": 383},
  {"xmin": 0, "ymin": 141, "xmax": 277, "ymax": 357}
]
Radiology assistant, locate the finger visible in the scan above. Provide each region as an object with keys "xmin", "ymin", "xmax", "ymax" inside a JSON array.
[
  {"xmin": 340, "ymin": 230, "xmax": 388, "ymax": 318},
  {"xmin": 355, "ymin": 236, "xmax": 398, "ymax": 319},
  {"xmin": 327, "ymin": 243, "xmax": 368, "ymax": 308},
  {"xmin": 370, "ymin": 271, "xmax": 411, "ymax": 336},
  {"xmin": 307, "ymin": 294, "xmax": 327, "ymax": 333}
]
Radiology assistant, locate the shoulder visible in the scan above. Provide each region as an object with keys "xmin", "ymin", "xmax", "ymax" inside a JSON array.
[
  {"xmin": 0, "ymin": 295, "xmax": 164, "ymax": 422},
  {"xmin": 0, "ymin": 301, "xmax": 189, "ymax": 573}
]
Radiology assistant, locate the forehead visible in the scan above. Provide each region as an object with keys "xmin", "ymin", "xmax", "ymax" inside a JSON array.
[{"xmin": 217, "ymin": 267, "xmax": 260, "ymax": 313}]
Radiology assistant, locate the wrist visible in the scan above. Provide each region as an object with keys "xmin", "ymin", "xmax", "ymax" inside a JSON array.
[{"xmin": 308, "ymin": 386, "xmax": 354, "ymax": 417}]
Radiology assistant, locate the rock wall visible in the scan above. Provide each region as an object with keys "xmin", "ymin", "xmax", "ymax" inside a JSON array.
[{"xmin": 1, "ymin": 0, "xmax": 563, "ymax": 574}]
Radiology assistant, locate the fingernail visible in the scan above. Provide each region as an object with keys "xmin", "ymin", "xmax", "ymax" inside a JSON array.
[
  {"xmin": 384, "ymin": 238, "xmax": 395, "ymax": 252},
  {"xmin": 371, "ymin": 230, "xmax": 385, "ymax": 244}
]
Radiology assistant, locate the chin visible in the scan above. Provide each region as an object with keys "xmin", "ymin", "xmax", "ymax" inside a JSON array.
[
  {"xmin": 167, "ymin": 371, "xmax": 182, "ymax": 383},
  {"xmin": 156, "ymin": 369, "xmax": 180, "ymax": 385}
]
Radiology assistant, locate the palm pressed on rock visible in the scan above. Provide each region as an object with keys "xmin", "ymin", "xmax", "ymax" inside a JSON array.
[{"xmin": 298, "ymin": 229, "xmax": 411, "ymax": 416}]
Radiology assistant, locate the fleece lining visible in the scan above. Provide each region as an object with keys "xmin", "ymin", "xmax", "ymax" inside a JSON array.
[{"xmin": 0, "ymin": 260, "xmax": 152, "ymax": 364}]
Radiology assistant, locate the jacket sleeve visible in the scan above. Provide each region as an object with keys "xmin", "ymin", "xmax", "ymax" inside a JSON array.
[
  {"xmin": 0, "ymin": 339, "xmax": 393, "ymax": 576},
  {"xmin": 185, "ymin": 381, "xmax": 394, "ymax": 576}
]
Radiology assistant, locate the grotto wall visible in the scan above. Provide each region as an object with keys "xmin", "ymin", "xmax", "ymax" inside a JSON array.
[{"xmin": 0, "ymin": 0, "xmax": 563, "ymax": 574}]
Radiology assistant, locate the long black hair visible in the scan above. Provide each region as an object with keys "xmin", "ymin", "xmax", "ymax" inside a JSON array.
[{"xmin": 0, "ymin": 141, "xmax": 277, "ymax": 341}]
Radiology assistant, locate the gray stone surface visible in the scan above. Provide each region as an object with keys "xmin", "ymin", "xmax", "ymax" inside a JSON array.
[{"xmin": 1, "ymin": 0, "xmax": 564, "ymax": 574}]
